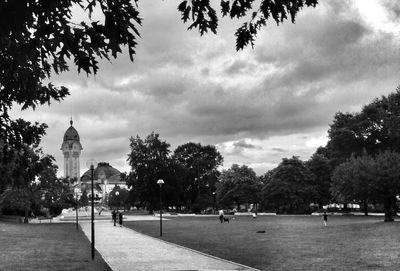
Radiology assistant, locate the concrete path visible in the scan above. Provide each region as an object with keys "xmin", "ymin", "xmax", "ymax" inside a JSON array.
[{"xmin": 80, "ymin": 220, "xmax": 259, "ymax": 271}]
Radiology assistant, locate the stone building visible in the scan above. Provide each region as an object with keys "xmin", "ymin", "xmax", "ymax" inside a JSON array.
[
  {"xmin": 80, "ymin": 162, "xmax": 128, "ymax": 202},
  {"xmin": 61, "ymin": 120, "xmax": 127, "ymax": 203},
  {"xmin": 61, "ymin": 119, "xmax": 82, "ymax": 181}
]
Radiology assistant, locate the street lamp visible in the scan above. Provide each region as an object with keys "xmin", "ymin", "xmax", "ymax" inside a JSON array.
[
  {"xmin": 157, "ymin": 179, "xmax": 164, "ymax": 237},
  {"xmin": 115, "ymin": 191, "xmax": 120, "ymax": 212},
  {"xmin": 75, "ymin": 191, "xmax": 79, "ymax": 230},
  {"xmin": 212, "ymin": 191, "xmax": 216, "ymax": 214},
  {"xmin": 86, "ymin": 159, "xmax": 97, "ymax": 260}
]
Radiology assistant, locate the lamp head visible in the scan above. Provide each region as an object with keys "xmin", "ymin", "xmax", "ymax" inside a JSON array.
[
  {"xmin": 157, "ymin": 179, "xmax": 164, "ymax": 186},
  {"xmin": 86, "ymin": 159, "xmax": 98, "ymax": 169}
]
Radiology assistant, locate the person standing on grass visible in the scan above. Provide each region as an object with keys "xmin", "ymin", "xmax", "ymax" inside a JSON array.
[
  {"xmin": 112, "ymin": 210, "xmax": 117, "ymax": 226},
  {"xmin": 323, "ymin": 211, "xmax": 328, "ymax": 226},
  {"xmin": 218, "ymin": 209, "xmax": 224, "ymax": 223},
  {"xmin": 118, "ymin": 212, "xmax": 123, "ymax": 227}
]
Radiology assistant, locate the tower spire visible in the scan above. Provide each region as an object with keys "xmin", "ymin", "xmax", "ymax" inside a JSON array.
[{"xmin": 70, "ymin": 117, "xmax": 73, "ymax": 126}]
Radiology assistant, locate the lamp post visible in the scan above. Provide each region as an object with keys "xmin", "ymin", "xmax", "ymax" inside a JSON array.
[
  {"xmin": 75, "ymin": 191, "xmax": 79, "ymax": 230},
  {"xmin": 212, "ymin": 191, "xmax": 216, "ymax": 214},
  {"xmin": 157, "ymin": 179, "xmax": 164, "ymax": 237},
  {"xmin": 86, "ymin": 159, "xmax": 97, "ymax": 260},
  {"xmin": 115, "ymin": 191, "xmax": 120, "ymax": 212}
]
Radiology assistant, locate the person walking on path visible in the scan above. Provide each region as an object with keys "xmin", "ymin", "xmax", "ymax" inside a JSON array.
[
  {"xmin": 112, "ymin": 210, "xmax": 117, "ymax": 226},
  {"xmin": 218, "ymin": 209, "xmax": 224, "ymax": 223},
  {"xmin": 323, "ymin": 211, "xmax": 328, "ymax": 226},
  {"xmin": 118, "ymin": 212, "xmax": 123, "ymax": 227}
]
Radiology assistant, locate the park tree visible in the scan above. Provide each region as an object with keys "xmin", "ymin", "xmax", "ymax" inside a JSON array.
[
  {"xmin": 172, "ymin": 142, "xmax": 223, "ymax": 212},
  {"xmin": 1, "ymin": 153, "xmax": 73, "ymax": 219},
  {"xmin": 326, "ymin": 88, "xmax": 400, "ymax": 166},
  {"xmin": 108, "ymin": 186, "xmax": 129, "ymax": 211},
  {"xmin": 372, "ymin": 151, "xmax": 400, "ymax": 222},
  {"xmin": 216, "ymin": 164, "xmax": 260, "ymax": 211},
  {"xmin": 263, "ymin": 156, "xmax": 316, "ymax": 214},
  {"xmin": 331, "ymin": 153, "xmax": 375, "ymax": 216},
  {"xmin": 325, "ymin": 112, "xmax": 366, "ymax": 167},
  {"xmin": 332, "ymin": 151, "xmax": 400, "ymax": 222},
  {"xmin": 126, "ymin": 132, "xmax": 173, "ymax": 213},
  {"xmin": 306, "ymin": 153, "xmax": 332, "ymax": 209}
]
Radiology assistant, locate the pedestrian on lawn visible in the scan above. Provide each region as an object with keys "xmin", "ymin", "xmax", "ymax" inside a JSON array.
[
  {"xmin": 218, "ymin": 209, "xmax": 224, "ymax": 223},
  {"xmin": 112, "ymin": 210, "xmax": 117, "ymax": 226},
  {"xmin": 323, "ymin": 211, "xmax": 328, "ymax": 226},
  {"xmin": 118, "ymin": 212, "xmax": 123, "ymax": 227}
]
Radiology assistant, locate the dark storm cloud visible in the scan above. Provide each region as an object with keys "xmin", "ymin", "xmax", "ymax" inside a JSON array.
[
  {"xmin": 271, "ymin": 147, "xmax": 286, "ymax": 153},
  {"xmin": 224, "ymin": 60, "xmax": 257, "ymax": 75},
  {"xmin": 233, "ymin": 140, "xmax": 261, "ymax": 150}
]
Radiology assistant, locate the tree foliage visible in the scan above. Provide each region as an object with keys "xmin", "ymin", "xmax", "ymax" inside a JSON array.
[
  {"xmin": 1, "ymin": 154, "xmax": 73, "ymax": 218},
  {"xmin": 178, "ymin": 0, "xmax": 319, "ymax": 50},
  {"xmin": 332, "ymin": 151, "xmax": 400, "ymax": 221},
  {"xmin": 326, "ymin": 89, "xmax": 400, "ymax": 166},
  {"xmin": 331, "ymin": 154, "xmax": 374, "ymax": 211},
  {"xmin": 306, "ymin": 153, "xmax": 332, "ymax": 208},
  {"xmin": 216, "ymin": 164, "xmax": 260, "ymax": 210},
  {"xmin": 263, "ymin": 156, "xmax": 316, "ymax": 214},
  {"xmin": 108, "ymin": 185, "xmax": 129, "ymax": 210},
  {"xmin": 172, "ymin": 142, "xmax": 223, "ymax": 211},
  {"xmin": 126, "ymin": 132, "xmax": 172, "ymax": 212}
]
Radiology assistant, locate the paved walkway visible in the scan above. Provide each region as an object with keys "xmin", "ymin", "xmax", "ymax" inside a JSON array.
[{"xmin": 79, "ymin": 219, "xmax": 259, "ymax": 271}]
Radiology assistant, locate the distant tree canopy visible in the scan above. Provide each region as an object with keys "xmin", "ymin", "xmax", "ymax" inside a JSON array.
[
  {"xmin": 263, "ymin": 156, "xmax": 316, "ymax": 214},
  {"xmin": 126, "ymin": 132, "xmax": 223, "ymax": 213},
  {"xmin": 325, "ymin": 88, "xmax": 400, "ymax": 166},
  {"xmin": 332, "ymin": 151, "xmax": 400, "ymax": 222},
  {"xmin": 216, "ymin": 164, "xmax": 260, "ymax": 210},
  {"xmin": 172, "ymin": 142, "xmax": 223, "ymax": 210},
  {"xmin": 126, "ymin": 132, "xmax": 171, "ymax": 213},
  {"xmin": 306, "ymin": 153, "xmax": 332, "ymax": 208},
  {"xmin": 1, "ymin": 155, "xmax": 73, "ymax": 218},
  {"xmin": 108, "ymin": 186, "xmax": 129, "ymax": 210}
]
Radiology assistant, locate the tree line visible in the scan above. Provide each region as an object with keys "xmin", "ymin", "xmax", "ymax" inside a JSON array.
[
  {"xmin": 123, "ymin": 88, "xmax": 400, "ymax": 222},
  {"xmin": 2, "ymin": 87, "xmax": 400, "ymax": 222}
]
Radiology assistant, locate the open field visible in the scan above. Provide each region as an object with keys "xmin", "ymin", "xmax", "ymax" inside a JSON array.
[
  {"xmin": 125, "ymin": 215, "xmax": 400, "ymax": 271},
  {"xmin": 0, "ymin": 222, "xmax": 111, "ymax": 271}
]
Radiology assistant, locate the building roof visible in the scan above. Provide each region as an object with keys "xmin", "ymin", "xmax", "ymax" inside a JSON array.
[
  {"xmin": 63, "ymin": 119, "xmax": 80, "ymax": 142},
  {"xmin": 81, "ymin": 162, "xmax": 123, "ymax": 183}
]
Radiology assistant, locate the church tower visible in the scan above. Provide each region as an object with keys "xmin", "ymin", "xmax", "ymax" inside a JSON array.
[{"xmin": 61, "ymin": 119, "xmax": 83, "ymax": 181}]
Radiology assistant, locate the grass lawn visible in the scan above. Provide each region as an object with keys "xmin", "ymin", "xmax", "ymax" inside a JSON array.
[
  {"xmin": 0, "ymin": 222, "xmax": 111, "ymax": 271},
  {"xmin": 125, "ymin": 215, "xmax": 400, "ymax": 271}
]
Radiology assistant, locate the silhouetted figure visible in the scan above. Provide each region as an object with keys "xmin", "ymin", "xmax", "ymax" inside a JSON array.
[
  {"xmin": 218, "ymin": 209, "xmax": 224, "ymax": 223},
  {"xmin": 323, "ymin": 212, "xmax": 328, "ymax": 226},
  {"xmin": 112, "ymin": 210, "xmax": 117, "ymax": 226},
  {"xmin": 118, "ymin": 212, "xmax": 123, "ymax": 227}
]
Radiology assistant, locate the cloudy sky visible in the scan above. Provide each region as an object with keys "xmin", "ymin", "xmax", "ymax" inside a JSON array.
[{"xmin": 11, "ymin": 0, "xmax": 400, "ymax": 177}]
